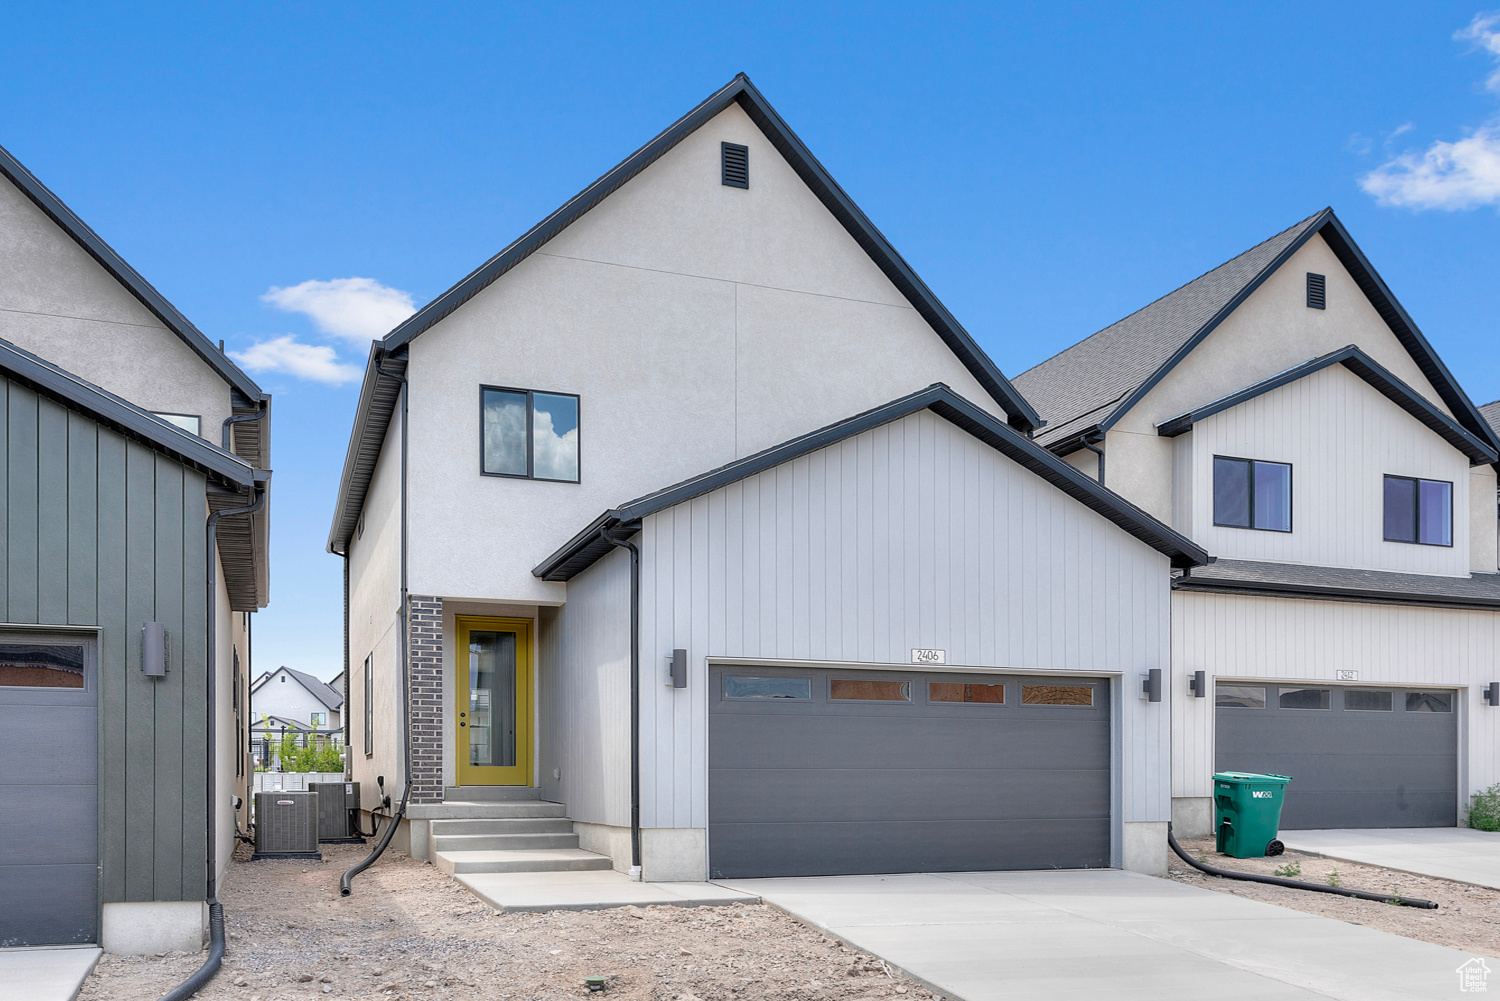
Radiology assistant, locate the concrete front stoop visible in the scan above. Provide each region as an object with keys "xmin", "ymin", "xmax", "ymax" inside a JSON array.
[{"xmin": 428, "ymin": 787, "xmax": 613, "ymax": 878}]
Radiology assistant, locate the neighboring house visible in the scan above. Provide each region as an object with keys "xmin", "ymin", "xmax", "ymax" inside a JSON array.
[
  {"xmin": 0, "ymin": 144, "xmax": 271, "ymax": 953},
  {"xmin": 1013, "ymin": 209, "xmax": 1500, "ymax": 838},
  {"xmin": 250, "ymin": 665, "xmax": 343, "ymax": 730},
  {"xmin": 330, "ymin": 75, "xmax": 1205, "ymax": 882}
]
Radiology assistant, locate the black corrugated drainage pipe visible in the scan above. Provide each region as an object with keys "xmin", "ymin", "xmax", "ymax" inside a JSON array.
[
  {"xmin": 160, "ymin": 485, "xmax": 266, "ymax": 1001},
  {"xmin": 1167, "ymin": 823, "xmax": 1437, "ymax": 909},
  {"xmin": 343, "ymin": 353, "xmax": 410, "ymax": 896},
  {"xmin": 600, "ymin": 525, "xmax": 643, "ymax": 880}
]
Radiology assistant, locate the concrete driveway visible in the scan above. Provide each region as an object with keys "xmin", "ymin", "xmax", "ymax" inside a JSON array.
[
  {"xmin": 1282, "ymin": 828, "xmax": 1500, "ymax": 890},
  {"xmin": 716, "ymin": 869, "xmax": 1490, "ymax": 1000}
]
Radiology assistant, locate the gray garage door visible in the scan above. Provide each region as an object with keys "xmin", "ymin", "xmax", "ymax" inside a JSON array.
[
  {"xmin": 0, "ymin": 635, "xmax": 98, "ymax": 946},
  {"xmin": 1215, "ymin": 683, "xmax": 1457, "ymax": 830},
  {"xmin": 708, "ymin": 665, "xmax": 1111, "ymax": 878}
]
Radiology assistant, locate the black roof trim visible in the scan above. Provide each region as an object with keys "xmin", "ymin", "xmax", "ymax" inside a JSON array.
[
  {"xmin": 1175, "ymin": 559, "xmax": 1500, "ymax": 611},
  {"xmin": 327, "ymin": 345, "xmax": 405, "ymax": 554},
  {"xmin": 0, "ymin": 141, "xmax": 265, "ymax": 402},
  {"xmin": 533, "ymin": 385, "xmax": 1207, "ymax": 581},
  {"xmin": 1097, "ymin": 210, "xmax": 1500, "ymax": 458},
  {"xmin": 1156, "ymin": 345, "xmax": 1498, "ymax": 464},
  {"xmin": 0, "ymin": 336, "xmax": 258, "ymax": 488},
  {"xmin": 377, "ymin": 74, "xmax": 1038, "ymax": 431}
]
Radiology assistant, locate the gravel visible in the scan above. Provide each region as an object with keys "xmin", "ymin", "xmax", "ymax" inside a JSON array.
[
  {"xmin": 81, "ymin": 842, "xmax": 938, "ymax": 1000},
  {"xmin": 1165, "ymin": 835, "xmax": 1500, "ymax": 955}
]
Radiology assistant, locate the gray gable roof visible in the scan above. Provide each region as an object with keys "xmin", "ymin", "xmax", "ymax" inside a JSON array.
[
  {"xmin": 255, "ymin": 666, "xmax": 344, "ymax": 711},
  {"xmin": 1176, "ymin": 558, "xmax": 1500, "ymax": 610},
  {"xmin": 1481, "ymin": 400, "xmax": 1500, "ymax": 442},
  {"xmin": 1014, "ymin": 209, "xmax": 1500, "ymax": 462},
  {"xmin": 0, "ymin": 140, "xmax": 265, "ymax": 403},
  {"xmin": 533, "ymin": 384, "xmax": 1208, "ymax": 581}
]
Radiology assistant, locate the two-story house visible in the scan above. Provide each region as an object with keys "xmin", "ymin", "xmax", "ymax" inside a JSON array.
[
  {"xmin": 0, "ymin": 142, "xmax": 272, "ymax": 954},
  {"xmin": 330, "ymin": 76, "xmax": 1206, "ymax": 883},
  {"xmin": 1014, "ymin": 209, "xmax": 1500, "ymax": 842},
  {"xmin": 252, "ymin": 665, "xmax": 343, "ymax": 731}
]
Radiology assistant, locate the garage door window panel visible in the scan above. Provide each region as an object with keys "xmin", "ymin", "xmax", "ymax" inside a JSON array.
[
  {"xmin": 724, "ymin": 676, "xmax": 812, "ymax": 701},
  {"xmin": 1021, "ymin": 684, "xmax": 1094, "ymax": 706},
  {"xmin": 1406, "ymin": 692, "xmax": 1453, "ymax": 713},
  {"xmin": 929, "ymin": 682, "xmax": 1005, "ymax": 704},
  {"xmin": 830, "ymin": 679, "xmax": 910, "ymax": 701},
  {"xmin": 0, "ymin": 642, "xmax": 87, "ymax": 689},
  {"xmin": 1344, "ymin": 690, "xmax": 1392, "ymax": 712},
  {"xmin": 1279, "ymin": 687, "xmax": 1331, "ymax": 710},
  {"xmin": 1216, "ymin": 685, "xmax": 1266, "ymax": 709}
]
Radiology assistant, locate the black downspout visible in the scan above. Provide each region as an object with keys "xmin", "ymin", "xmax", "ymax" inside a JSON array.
[
  {"xmin": 1081, "ymin": 433, "xmax": 1105, "ymax": 486},
  {"xmin": 160, "ymin": 485, "xmax": 265, "ymax": 1001},
  {"xmin": 343, "ymin": 353, "xmax": 410, "ymax": 896},
  {"xmin": 600, "ymin": 526, "xmax": 643, "ymax": 879},
  {"xmin": 343, "ymin": 555, "xmax": 351, "ymax": 763}
]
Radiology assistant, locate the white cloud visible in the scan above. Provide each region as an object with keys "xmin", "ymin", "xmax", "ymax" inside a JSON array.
[
  {"xmin": 1360, "ymin": 12, "xmax": 1500, "ymax": 210},
  {"xmin": 1457, "ymin": 11, "xmax": 1500, "ymax": 93},
  {"xmin": 1360, "ymin": 124, "xmax": 1500, "ymax": 209},
  {"xmin": 261, "ymin": 277, "xmax": 416, "ymax": 343},
  {"xmin": 230, "ymin": 335, "xmax": 363, "ymax": 385}
]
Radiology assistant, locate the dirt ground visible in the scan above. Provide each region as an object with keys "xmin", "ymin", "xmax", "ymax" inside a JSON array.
[
  {"xmin": 80, "ymin": 842, "xmax": 940, "ymax": 1001},
  {"xmin": 1167, "ymin": 835, "xmax": 1500, "ymax": 955}
]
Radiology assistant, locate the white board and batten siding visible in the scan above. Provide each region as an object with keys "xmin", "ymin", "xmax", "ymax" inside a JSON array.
[
  {"xmin": 605, "ymin": 409, "xmax": 1175, "ymax": 832},
  {"xmin": 1171, "ymin": 590, "xmax": 1500, "ymax": 801},
  {"xmin": 1170, "ymin": 364, "xmax": 1473, "ymax": 576}
]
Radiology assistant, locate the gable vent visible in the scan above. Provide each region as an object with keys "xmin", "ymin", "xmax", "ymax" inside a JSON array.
[
  {"xmin": 1306, "ymin": 272, "xmax": 1326, "ymax": 309},
  {"xmin": 721, "ymin": 142, "xmax": 749, "ymax": 188}
]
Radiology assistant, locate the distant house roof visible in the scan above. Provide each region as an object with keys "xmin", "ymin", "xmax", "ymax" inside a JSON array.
[
  {"xmin": 252, "ymin": 666, "xmax": 344, "ymax": 712},
  {"xmin": 328, "ymin": 74, "xmax": 1040, "ymax": 555},
  {"xmin": 1481, "ymin": 400, "xmax": 1500, "ymax": 442},
  {"xmin": 534, "ymin": 384, "xmax": 1209, "ymax": 582},
  {"xmin": 1175, "ymin": 559, "xmax": 1500, "ymax": 610},
  {"xmin": 0, "ymin": 140, "xmax": 265, "ymax": 403},
  {"xmin": 1012, "ymin": 209, "xmax": 1500, "ymax": 462}
]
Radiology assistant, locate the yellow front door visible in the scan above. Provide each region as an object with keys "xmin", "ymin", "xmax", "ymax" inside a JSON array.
[{"xmin": 455, "ymin": 616, "xmax": 533, "ymax": 786}]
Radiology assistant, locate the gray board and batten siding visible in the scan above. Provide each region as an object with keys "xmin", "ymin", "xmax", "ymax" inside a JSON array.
[
  {"xmin": 0, "ymin": 375, "xmax": 210, "ymax": 943},
  {"xmin": 708, "ymin": 665, "xmax": 1112, "ymax": 878},
  {"xmin": 1215, "ymin": 683, "xmax": 1458, "ymax": 829}
]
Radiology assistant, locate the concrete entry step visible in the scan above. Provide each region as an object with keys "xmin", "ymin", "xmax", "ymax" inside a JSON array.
[
  {"xmin": 431, "ymin": 832, "xmax": 580, "ymax": 852},
  {"xmin": 443, "ymin": 786, "xmax": 540, "ymax": 802},
  {"xmin": 456, "ymin": 870, "xmax": 759, "ymax": 913},
  {"xmin": 412, "ymin": 800, "xmax": 567, "ymax": 820},
  {"xmin": 430, "ymin": 817, "xmax": 573, "ymax": 836},
  {"xmin": 433, "ymin": 848, "xmax": 615, "ymax": 876}
]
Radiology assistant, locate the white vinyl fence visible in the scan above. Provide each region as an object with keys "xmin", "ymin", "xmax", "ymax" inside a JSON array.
[{"xmin": 252, "ymin": 772, "xmax": 346, "ymax": 792}]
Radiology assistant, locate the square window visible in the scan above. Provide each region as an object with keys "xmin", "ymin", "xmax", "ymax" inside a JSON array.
[
  {"xmin": 1384, "ymin": 475, "xmax": 1451, "ymax": 546},
  {"xmin": 1213, "ymin": 456, "xmax": 1291, "ymax": 532},
  {"xmin": 830, "ymin": 679, "xmax": 910, "ymax": 701},
  {"xmin": 1344, "ymin": 689, "xmax": 1392, "ymax": 712},
  {"xmin": 929, "ymin": 682, "xmax": 1005, "ymax": 703},
  {"xmin": 0, "ymin": 642, "xmax": 85, "ymax": 688},
  {"xmin": 482, "ymin": 387, "xmax": 580, "ymax": 482},
  {"xmin": 1279, "ymin": 687, "xmax": 1330, "ymax": 710},
  {"xmin": 1215, "ymin": 685, "xmax": 1266, "ymax": 709},
  {"xmin": 1021, "ymin": 684, "xmax": 1093, "ymax": 706},
  {"xmin": 1406, "ymin": 691, "xmax": 1452, "ymax": 713},
  {"xmin": 724, "ymin": 676, "xmax": 811, "ymax": 700}
]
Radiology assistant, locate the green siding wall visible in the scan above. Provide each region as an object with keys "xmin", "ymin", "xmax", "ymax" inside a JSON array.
[{"xmin": 0, "ymin": 378, "xmax": 209, "ymax": 903}]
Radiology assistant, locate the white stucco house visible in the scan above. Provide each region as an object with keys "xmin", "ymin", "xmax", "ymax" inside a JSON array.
[
  {"xmin": 329, "ymin": 75, "xmax": 1207, "ymax": 881},
  {"xmin": 251, "ymin": 665, "xmax": 343, "ymax": 731},
  {"xmin": 1015, "ymin": 210, "xmax": 1500, "ymax": 842}
]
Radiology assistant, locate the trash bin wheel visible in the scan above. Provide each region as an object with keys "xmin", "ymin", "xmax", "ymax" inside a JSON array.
[{"xmin": 1265, "ymin": 839, "xmax": 1285, "ymax": 857}]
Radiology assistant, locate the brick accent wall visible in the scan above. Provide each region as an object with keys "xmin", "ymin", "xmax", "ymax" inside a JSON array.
[{"xmin": 407, "ymin": 595, "xmax": 445, "ymax": 803}]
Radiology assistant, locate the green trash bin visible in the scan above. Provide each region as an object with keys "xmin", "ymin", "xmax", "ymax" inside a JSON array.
[{"xmin": 1213, "ymin": 771, "xmax": 1292, "ymax": 859}]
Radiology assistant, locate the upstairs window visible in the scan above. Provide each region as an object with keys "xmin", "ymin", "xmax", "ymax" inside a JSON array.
[
  {"xmin": 1213, "ymin": 456, "xmax": 1291, "ymax": 532},
  {"xmin": 1384, "ymin": 475, "xmax": 1451, "ymax": 546},
  {"xmin": 152, "ymin": 412, "xmax": 202, "ymax": 436},
  {"xmin": 481, "ymin": 387, "xmax": 580, "ymax": 482}
]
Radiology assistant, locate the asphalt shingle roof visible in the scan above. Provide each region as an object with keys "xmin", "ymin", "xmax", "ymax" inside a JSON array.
[
  {"xmin": 1013, "ymin": 213, "xmax": 1325, "ymax": 447},
  {"xmin": 1175, "ymin": 558, "xmax": 1500, "ymax": 608}
]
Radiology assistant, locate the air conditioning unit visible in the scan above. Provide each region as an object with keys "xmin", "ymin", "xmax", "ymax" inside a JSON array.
[
  {"xmin": 252, "ymin": 791, "xmax": 321, "ymax": 859},
  {"xmin": 309, "ymin": 781, "xmax": 365, "ymax": 843}
]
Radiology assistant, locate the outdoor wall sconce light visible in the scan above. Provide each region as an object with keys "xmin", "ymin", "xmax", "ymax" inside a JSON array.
[
  {"xmin": 1189, "ymin": 670, "xmax": 1207, "ymax": 698},
  {"xmin": 667, "ymin": 648, "xmax": 687, "ymax": 689},
  {"xmin": 141, "ymin": 621, "xmax": 168, "ymax": 677},
  {"xmin": 1140, "ymin": 668, "xmax": 1162, "ymax": 703},
  {"xmin": 1486, "ymin": 682, "xmax": 1499, "ymax": 706}
]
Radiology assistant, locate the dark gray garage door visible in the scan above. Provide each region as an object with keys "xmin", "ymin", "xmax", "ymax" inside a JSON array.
[
  {"xmin": 708, "ymin": 665, "xmax": 1111, "ymax": 878},
  {"xmin": 1215, "ymin": 683, "xmax": 1457, "ymax": 830},
  {"xmin": 0, "ymin": 635, "xmax": 98, "ymax": 946}
]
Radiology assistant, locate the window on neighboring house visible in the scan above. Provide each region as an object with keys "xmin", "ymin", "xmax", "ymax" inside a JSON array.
[
  {"xmin": 311, "ymin": 712, "xmax": 325, "ymax": 729},
  {"xmin": 363, "ymin": 654, "xmax": 374, "ymax": 757},
  {"xmin": 1213, "ymin": 456, "xmax": 1292, "ymax": 532},
  {"xmin": 481, "ymin": 387, "xmax": 580, "ymax": 482},
  {"xmin": 1384, "ymin": 475, "xmax": 1452, "ymax": 546},
  {"xmin": 152, "ymin": 412, "xmax": 202, "ymax": 436}
]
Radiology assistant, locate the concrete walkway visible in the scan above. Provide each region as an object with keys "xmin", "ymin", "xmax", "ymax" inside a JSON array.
[
  {"xmin": 0, "ymin": 947, "xmax": 101, "ymax": 1001},
  {"xmin": 717, "ymin": 869, "xmax": 1490, "ymax": 1000},
  {"xmin": 457, "ymin": 868, "xmax": 759, "ymax": 912},
  {"xmin": 1282, "ymin": 828, "xmax": 1500, "ymax": 890}
]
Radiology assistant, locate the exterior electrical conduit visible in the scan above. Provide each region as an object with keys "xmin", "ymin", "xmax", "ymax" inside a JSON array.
[
  {"xmin": 1167, "ymin": 823, "xmax": 1437, "ymax": 909},
  {"xmin": 343, "ymin": 353, "xmax": 411, "ymax": 896},
  {"xmin": 159, "ymin": 485, "xmax": 266, "ymax": 1001},
  {"xmin": 600, "ymin": 525, "xmax": 643, "ymax": 879}
]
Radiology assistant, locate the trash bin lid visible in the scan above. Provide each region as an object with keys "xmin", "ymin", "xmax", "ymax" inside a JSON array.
[{"xmin": 1213, "ymin": 770, "xmax": 1292, "ymax": 785}]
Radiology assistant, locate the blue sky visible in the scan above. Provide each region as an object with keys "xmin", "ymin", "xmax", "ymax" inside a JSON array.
[{"xmin": 3, "ymin": 3, "xmax": 1499, "ymax": 681}]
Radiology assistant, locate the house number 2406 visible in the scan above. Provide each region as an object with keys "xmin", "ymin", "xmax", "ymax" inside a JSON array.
[{"xmin": 911, "ymin": 648, "xmax": 947, "ymax": 665}]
